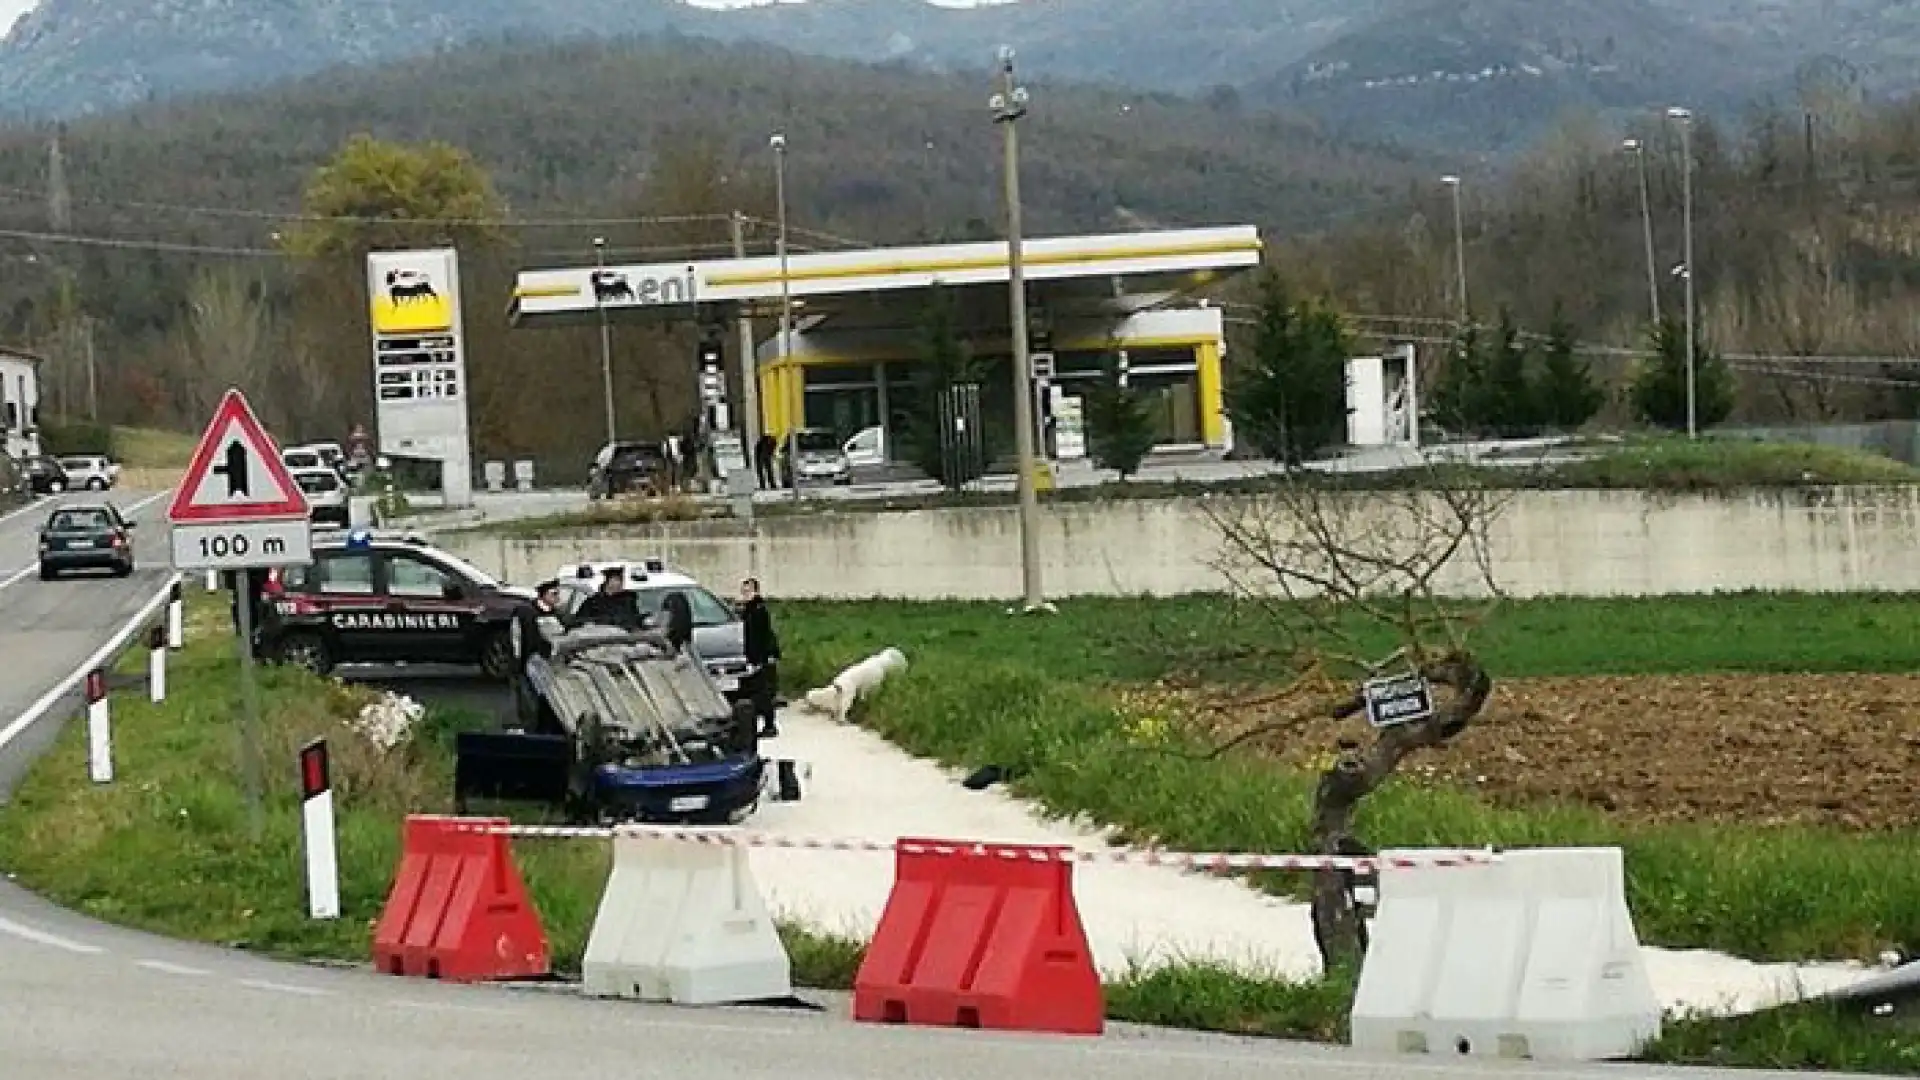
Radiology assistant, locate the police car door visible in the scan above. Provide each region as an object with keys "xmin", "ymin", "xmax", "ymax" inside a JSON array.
[
  {"xmin": 377, "ymin": 550, "xmax": 480, "ymax": 663},
  {"xmin": 302, "ymin": 550, "xmax": 383, "ymax": 663}
]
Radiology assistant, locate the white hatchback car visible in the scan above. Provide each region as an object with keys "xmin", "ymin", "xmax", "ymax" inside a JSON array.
[
  {"xmin": 57, "ymin": 455, "xmax": 119, "ymax": 491},
  {"xmin": 291, "ymin": 466, "xmax": 350, "ymax": 527}
]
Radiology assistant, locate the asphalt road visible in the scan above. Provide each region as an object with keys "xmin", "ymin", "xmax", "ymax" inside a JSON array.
[{"xmin": 0, "ymin": 489, "xmax": 1880, "ymax": 1080}]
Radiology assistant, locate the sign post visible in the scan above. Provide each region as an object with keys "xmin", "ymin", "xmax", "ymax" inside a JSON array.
[{"xmin": 167, "ymin": 388, "xmax": 312, "ymax": 842}]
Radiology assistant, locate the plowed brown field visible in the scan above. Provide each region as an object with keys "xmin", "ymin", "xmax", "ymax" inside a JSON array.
[{"xmin": 1185, "ymin": 674, "xmax": 1920, "ymax": 830}]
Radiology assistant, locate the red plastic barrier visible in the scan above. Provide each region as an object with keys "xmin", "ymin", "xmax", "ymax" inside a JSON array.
[
  {"xmin": 371, "ymin": 815, "xmax": 550, "ymax": 982},
  {"xmin": 853, "ymin": 838, "xmax": 1103, "ymax": 1035}
]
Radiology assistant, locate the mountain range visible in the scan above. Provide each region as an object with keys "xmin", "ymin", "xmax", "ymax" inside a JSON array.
[{"xmin": 0, "ymin": 0, "xmax": 1908, "ymax": 152}]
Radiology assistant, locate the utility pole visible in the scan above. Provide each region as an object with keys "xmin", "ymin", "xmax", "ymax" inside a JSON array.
[
  {"xmin": 1669, "ymin": 106, "xmax": 1698, "ymax": 439},
  {"xmin": 1623, "ymin": 138, "xmax": 1661, "ymax": 325},
  {"xmin": 593, "ymin": 237, "xmax": 616, "ymax": 447},
  {"xmin": 1441, "ymin": 174, "xmax": 1468, "ymax": 323},
  {"xmin": 730, "ymin": 211, "xmax": 763, "ymax": 482},
  {"xmin": 771, "ymin": 132, "xmax": 799, "ymax": 503},
  {"xmin": 47, "ymin": 125, "xmax": 95, "ymax": 421},
  {"xmin": 993, "ymin": 46, "xmax": 1046, "ymax": 613}
]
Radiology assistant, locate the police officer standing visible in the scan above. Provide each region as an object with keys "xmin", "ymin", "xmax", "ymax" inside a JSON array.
[
  {"xmin": 510, "ymin": 579, "xmax": 562, "ymax": 726},
  {"xmin": 575, "ymin": 565, "xmax": 642, "ymax": 629},
  {"xmin": 737, "ymin": 576, "xmax": 781, "ymax": 738}
]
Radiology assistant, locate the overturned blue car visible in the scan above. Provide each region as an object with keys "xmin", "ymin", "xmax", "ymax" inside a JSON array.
[{"xmin": 455, "ymin": 622, "xmax": 777, "ymax": 825}]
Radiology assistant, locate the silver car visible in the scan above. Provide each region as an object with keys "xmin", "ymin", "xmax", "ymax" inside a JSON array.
[
  {"xmin": 291, "ymin": 466, "xmax": 350, "ymax": 527},
  {"xmin": 57, "ymin": 454, "xmax": 118, "ymax": 491}
]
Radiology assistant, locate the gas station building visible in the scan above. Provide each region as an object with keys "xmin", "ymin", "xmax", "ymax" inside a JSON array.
[{"xmin": 508, "ymin": 225, "xmax": 1262, "ymax": 464}]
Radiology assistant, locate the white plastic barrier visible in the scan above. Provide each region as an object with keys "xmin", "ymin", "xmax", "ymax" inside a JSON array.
[
  {"xmin": 581, "ymin": 830, "xmax": 792, "ymax": 1005},
  {"xmin": 802, "ymin": 647, "xmax": 907, "ymax": 722},
  {"xmin": 1349, "ymin": 846, "xmax": 1662, "ymax": 1062}
]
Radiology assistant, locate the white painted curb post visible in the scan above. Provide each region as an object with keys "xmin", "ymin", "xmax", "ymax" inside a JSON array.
[
  {"xmin": 85, "ymin": 668, "xmax": 111, "ymax": 784},
  {"xmin": 167, "ymin": 580, "xmax": 184, "ymax": 649},
  {"xmin": 204, "ymin": 569, "xmax": 219, "ymax": 593},
  {"xmin": 147, "ymin": 625, "xmax": 167, "ymax": 704},
  {"xmin": 299, "ymin": 739, "xmax": 340, "ymax": 920}
]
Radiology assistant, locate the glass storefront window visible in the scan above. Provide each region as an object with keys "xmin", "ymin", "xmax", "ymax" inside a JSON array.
[{"xmin": 1129, "ymin": 369, "xmax": 1203, "ymax": 445}]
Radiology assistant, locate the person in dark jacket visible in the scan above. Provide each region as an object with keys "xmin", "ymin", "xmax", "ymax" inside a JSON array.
[
  {"xmin": 510, "ymin": 580, "xmax": 562, "ymax": 727},
  {"xmin": 658, "ymin": 590, "xmax": 695, "ymax": 655},
  {"xmin": 737, "ymin": 576, "xmax": 781, "ymax": 738},
  {"xmin": 754, "ymin": 433, "xmax": 777, "ymax": 489},
  {"xmin": 574, "ymin": 566, "xmax": 642, "ymax": 629}
]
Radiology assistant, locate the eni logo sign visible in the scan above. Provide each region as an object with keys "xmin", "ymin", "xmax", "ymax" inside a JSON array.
[{"xmin": 589, "ymin": 267, "xmax": 698, "ymax": 307}]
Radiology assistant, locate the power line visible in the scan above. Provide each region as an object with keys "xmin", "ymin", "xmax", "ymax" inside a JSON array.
[{"xmin": 0, "ymin": 184, "xmax": 735, "ymax": 228}]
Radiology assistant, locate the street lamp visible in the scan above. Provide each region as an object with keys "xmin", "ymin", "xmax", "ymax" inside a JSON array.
[
  {"xmin": 593, "ymin": 236, "xmax": 616, "ymax": 447},
  {"xmin": 992, "ymin": 45, "xmax": 1045, "ymax": 613},
  {"xmin": 1440, "ymin": 175, "xmax": 1468, "ymax": 323},
  {"xmin": 1667, "ymin": 106, "xmax": 1698, "ymax": 438},
  {"xmin": 770, "ymin": 131, "xmax": 798, "ymax": 501},
  {"xmin": 1622, "ymin": 139, "xmax": 1661, "ymax": 325}
]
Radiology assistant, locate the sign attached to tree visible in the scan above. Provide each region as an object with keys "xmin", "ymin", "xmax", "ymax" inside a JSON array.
[{"xmin": 1362, "ymin": 672, "xmax": 1434, "ymax": 729}]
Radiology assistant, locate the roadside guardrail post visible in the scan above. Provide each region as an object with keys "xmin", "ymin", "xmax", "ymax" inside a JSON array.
[
  {"xmin": 148, "ymin": 626, "xmax": 167, "ymax": 704},
  {"xmin": 85, "ymin": 668, "xmax": 111, "ymax": 784},
  {"xmin": 299, "ymin": 739, "xmax": 340, "ymax": 920},
  {"xmin": 167, "ymin": 581, "xmax": 184, "ymax": 649}
]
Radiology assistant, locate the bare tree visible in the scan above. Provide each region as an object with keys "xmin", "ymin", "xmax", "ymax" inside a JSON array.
[
  {"xmin": 1199, "ymin": 468, "xmax": 1507, "ymax": 972},
  {"xmin": 176, "ymin": 269, "xmax": 273, "ymax": 420}
]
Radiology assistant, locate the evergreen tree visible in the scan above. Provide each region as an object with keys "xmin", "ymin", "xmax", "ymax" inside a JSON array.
[
  {"xmin": 1223, "ymin": 272, "xmax": 1352, "ymax": 465},
  {"xmin": 899, "ymin": 286, "xmax": 991, "ymax": 489},
  {"xmin": 1631, "ymin": 316, "xmax": 1735, "ymax": 431},
  {"xmin": 1484, "ymin": 307, "xmax": 1535, "ymax": 437},
  {"xmin": 1082, "ymin": 353, "xmax": 1157, "ymax": 480},
  {"xmin": 1427, "ymin": 322, "xmax": 1490, "ymax": 436},
  {"xmin": 1532, "ymin": 305, "xmax": 1605, "ymax": 432}
]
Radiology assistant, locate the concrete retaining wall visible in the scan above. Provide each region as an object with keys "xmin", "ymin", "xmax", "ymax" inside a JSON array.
[{"xmin": 435, "ymin": 486, "xmax": 1920, "ymax": 600}]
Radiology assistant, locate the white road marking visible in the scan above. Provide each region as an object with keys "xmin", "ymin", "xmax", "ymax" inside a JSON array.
[
  {"xmin": 0, "ymin": 571, "xmax": 183, "ymax": 752},
  {"xmin": 391, "ymin": 999, "xmax": 508, "ymax": 1015},
  {"xmin": 237, "ymin": 977, "xmax": 331, "ymax": 997},
  {"xmin": 0, "ymin": 563, "xmax": 33, "ymax": 590},
  {"xmin": 136, "ymin": 958, "xmax": 211, "ymax": 977},
  {"xmin": 0, "ymin": 914, "xmax": 106, "ymax": 955},
  {"xmin": 0, "ymin": 494, "xmax": 49, "ymax": 528}
]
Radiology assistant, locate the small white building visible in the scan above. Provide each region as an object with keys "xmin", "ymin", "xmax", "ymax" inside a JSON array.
[{"xmin": 0, "ymin": 346, "xmax": 43, "ymax": 461}]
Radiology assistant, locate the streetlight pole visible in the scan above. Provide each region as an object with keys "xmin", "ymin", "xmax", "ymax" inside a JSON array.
[
  {"xmin": 1441, "ymin": 175, "xmax": 1468, "ymax": 323},
  {"xmin": 1668, "ymin": 106, "xmax": 1698, "ymax": 438},
  {"xmin": 993, "ymin": 45, "xmax": 1045, "ymax": 613},
  {"xmin": 593, "ymin": 236, "xmax": 616, "ymax": 447},
  {"xmin": 771, "ymin": 132, "xmax": 798, "ymax": 502},
  {"xmin": 1623, "ymin": 138, "xmax": 1661, "ymax": 325}
]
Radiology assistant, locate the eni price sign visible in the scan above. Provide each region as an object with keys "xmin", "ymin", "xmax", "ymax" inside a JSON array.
[{"xmin": 364, "ymin": 248, "xmax": 474, "ymax": 505}]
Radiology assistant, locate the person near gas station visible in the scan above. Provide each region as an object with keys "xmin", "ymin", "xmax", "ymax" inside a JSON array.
[
  {"xmin": 738, "ymin": 576, "xmax": 781, "ymax": 738},
  {"xmin": 574, "ymin": 565, "xmax": 642, "ymax": 629},
  {"xmin": 509, "ymin": 579, "xmax": 562, "ymax": 723}
]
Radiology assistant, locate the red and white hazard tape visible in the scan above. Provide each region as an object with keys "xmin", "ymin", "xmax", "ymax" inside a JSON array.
[{"xmin": 451, "ymin": 820, "xmax": 1497, "ymax": 872}]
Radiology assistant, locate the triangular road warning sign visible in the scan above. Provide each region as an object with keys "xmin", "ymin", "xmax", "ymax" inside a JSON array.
[{"xmin": 167, "ymin": 389, "xmax": 311, "ymax": 523}]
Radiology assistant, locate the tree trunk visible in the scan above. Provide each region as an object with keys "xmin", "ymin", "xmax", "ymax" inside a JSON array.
[{"xmin": 1308, "ymin": 652, "xmax": 1493, "ymax": 972}]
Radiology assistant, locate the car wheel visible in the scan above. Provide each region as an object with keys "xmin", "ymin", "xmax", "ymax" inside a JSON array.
[
  {"xmin": 37, "ymin": 563, "xmax": 55, "ymax": 581},
  {"xmin": 113, "ymin": 560, "xmax": 133, "ymax": 578},
  {"xmin": 86, "ymin": 478, "xmax": 105, "ymax": 490},
  {"xmin": 48, "ymin": 478, "xmax": 65, "ymax": 494},
  {"xmin": 478, "ymin": 629, "xmax": 516, "ymax": 680},
  {"xmin": 274, "ymin": 633, "xmax": 333, "ymax": 677}
]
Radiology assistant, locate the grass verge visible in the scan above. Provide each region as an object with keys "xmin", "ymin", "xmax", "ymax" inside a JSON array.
[{"xmin": 3, "ymin": 592, "xmax": 1918, "ymax": 1070}]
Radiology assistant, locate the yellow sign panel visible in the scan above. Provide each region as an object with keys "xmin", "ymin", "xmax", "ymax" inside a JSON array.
[{"xmin": 370, "ymin": 266, "xmax": 454, "ymax": 334}]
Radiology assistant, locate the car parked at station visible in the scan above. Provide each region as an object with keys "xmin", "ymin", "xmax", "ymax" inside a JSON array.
[
  {"xmin": 22, "ymin": 455, "xmax": 67, "ymax": 494},
  {"xmin": 292, "ymin": 466, "xmax": 350, "ymax": 527},
  {"xmin": 587, "ymin": 440, "xmax": 670, "ymax": 499},
  {"xmin": 257, "ymin": 530, "xmax": 533, "ymax": 678},
  {"xmin": 38, "ymin": 501, "xmax": 136, "ymax": 579}
]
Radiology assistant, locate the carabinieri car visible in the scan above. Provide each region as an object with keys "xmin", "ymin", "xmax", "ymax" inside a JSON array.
[{"xmin": 256, "ymin": 529, "xmax": 533, "ymax": 678}]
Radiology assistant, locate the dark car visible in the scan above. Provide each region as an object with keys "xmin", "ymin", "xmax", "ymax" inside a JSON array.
[
  {"xmin": 23, "ymin": 455, "xmax": 68, "ymax": 495},
  {"xmin": 256, "ymin": 530, "xmax": 534, "ymax": 678},
  {"xmin": 587, "ymin": 441, "xmax": 669, "ymax": 499},
  {"xmin": 38, "ymin": 502, "xmax": 136, "ymax": 579}
]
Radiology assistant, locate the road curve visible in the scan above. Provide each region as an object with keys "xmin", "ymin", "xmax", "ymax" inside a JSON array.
[{"xmin": 0, "ymin": 492, "xmax": 1863, "ymax": 1080}]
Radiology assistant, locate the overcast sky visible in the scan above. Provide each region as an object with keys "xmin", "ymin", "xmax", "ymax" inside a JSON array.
[{"xmin": 1, "ymin": 0, "xmax": 1000, "ymax": 37}]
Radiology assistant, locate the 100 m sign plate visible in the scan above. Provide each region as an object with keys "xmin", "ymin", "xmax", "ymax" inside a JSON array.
[{"xmin": 170, "ymin": 519, "xmax": 313, "ymax": 571}]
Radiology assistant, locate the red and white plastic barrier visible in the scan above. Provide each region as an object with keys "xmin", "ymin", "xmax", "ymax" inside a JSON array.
[
  {"xmin": 299, "ymin": 739, "xmax": 340, "ymax": 921},
  {"xmin": 84, "ymin": 668, "xmax": 110, "ymax": 784}
]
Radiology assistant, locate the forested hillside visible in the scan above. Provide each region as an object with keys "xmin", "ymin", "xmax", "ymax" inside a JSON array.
[{"xmin": 0, "ymin": 34, "xmax": 1426, "ymax": 469}]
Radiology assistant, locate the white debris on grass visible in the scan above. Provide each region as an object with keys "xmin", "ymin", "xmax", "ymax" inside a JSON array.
[
  {"xmin": 350, "ymin": 692, "xmax": 422, "ymax": 753},
  {"xmin": 746, "ymin": 707, "xmax": 1889, "ymax": 1018}
]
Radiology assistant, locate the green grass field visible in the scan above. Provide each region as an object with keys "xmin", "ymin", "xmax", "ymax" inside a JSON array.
[{"xmin": 3, "ymin": 590, "xmax": 1919, "ymax": 1070}]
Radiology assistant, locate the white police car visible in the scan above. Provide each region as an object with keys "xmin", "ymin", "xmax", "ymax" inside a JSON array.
[{"xmin": 555, "ymin": 558, "xmax": 753, "ymax": 697}]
